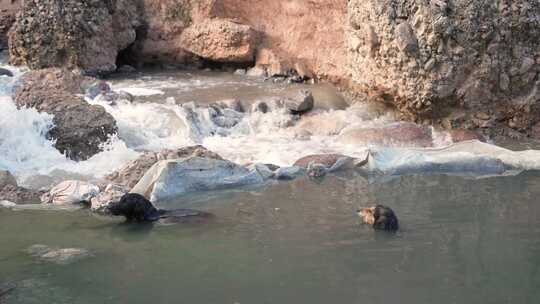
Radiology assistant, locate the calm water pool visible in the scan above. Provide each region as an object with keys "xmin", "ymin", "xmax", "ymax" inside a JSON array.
[{"xmin": 2, "ymin": 172, "xmax": 540, "ymax": 303}]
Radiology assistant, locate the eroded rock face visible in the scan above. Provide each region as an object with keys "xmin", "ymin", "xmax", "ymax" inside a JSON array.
[
  {"xmin": 9, "ymin": 0, "xmax": 141, "ymax": 74},
  {"xmin": 106, "ymin": 145, "xmax": 223, "ymax": 189},
  {"xmin": 14, "ymin": 69, "xmax": 117, "ymax": 160},
  {"xmin": 0, "ymin": 0, "xmax": 20, "ymax": 50},
  {"xmin": 218, "ymin": 0, "xmax": 348, "ymax": 84},
  {"xmin": 347, "ymin": 0, "xmax": 540, "ymax": 134},
  {"xmin": 130, "ymin": 0, "xmax": 215, "ymax": 65},
  {"xmin": 180, "ymin": 18, "xmax": 258, "ymax": 63}
]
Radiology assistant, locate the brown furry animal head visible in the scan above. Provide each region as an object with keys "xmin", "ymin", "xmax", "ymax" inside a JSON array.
[{"xmin": 357, "ymin": 205, "xmax": 399, "ymax": 231}]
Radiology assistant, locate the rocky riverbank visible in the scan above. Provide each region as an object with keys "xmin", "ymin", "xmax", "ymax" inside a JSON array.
[{"xmin": 3, "ymin": 1, "xmax": 540, "ymax": 138}]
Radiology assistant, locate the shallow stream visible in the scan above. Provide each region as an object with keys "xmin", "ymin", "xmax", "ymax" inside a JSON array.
[
  {"xmin": 2, "ymin": 173, "xmax": 540, "ymax": 303},
  {"xmin": 2, "ymin": 53, "xmax": 540, "ymax": 303}
]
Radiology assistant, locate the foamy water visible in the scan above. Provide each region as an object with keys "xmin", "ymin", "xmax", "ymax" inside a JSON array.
[{"xmin": 0, "ymin": 58, "xmax": 452, "ymax": 187}]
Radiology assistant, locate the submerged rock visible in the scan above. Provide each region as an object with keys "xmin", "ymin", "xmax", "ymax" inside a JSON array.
[
  {"xmin": 26, "ymin": 244, "xmax": 91, "ymax": 265},
  {"xmin": 40, "ymin": 181, "xmax": 99, "ymax": 206},
  {"xmin": 294, "ymin": 153, "xmax": 368, "ymax": 177},
  {"xmin": 85, "ymin": 81, "xmax": 112, "ymax": 100},
  {"xmin": 339, "ymin": 122, "xmax": 433, "ymax": 147},
  {"xmin": 94, "ymin": 90, "xmax": 134, "ymax": 105},
  {"xmin": 448, "ymin": 129, "xmax": 486, "ymax": 143},
  {"xmin": 283, "ymin": 89, "xmax": 314, "ymax": 114},
  {"xmin": 131, "ymin": 157, "xmax": 264, "ymax": 202},
  {"xmin": 180, "ymin": 19, "xmax": 258, "ymax": 63},
  {"xmin": 106, "ymin": 146, "xmax": 223, "ymax": 189},
  {"xmin": 14, "ymin": 69, "xmax": 117, "ymax": 160},
  {"xmin": 246, "ymin": 163, "xmax": 276, "ymax": 180}
]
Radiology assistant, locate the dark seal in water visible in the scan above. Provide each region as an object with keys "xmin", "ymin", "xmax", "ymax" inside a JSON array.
[{"xmin": 108, "ymin": 193, "xmax": 212, "ymax": 223}]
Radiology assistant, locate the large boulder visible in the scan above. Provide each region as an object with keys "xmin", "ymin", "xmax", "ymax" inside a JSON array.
[
  {"xmin": 106, "ymin": 145, "xmax": 223, "ymax": 189},
  {"xmin": 131, "ymin": 156, "xmax": 264, "ymax": 202},
  {"xmin": 347, "ymin": 0, "xmax": 540, "ymax": 135},
  {"xmin": 14, "ymin": 69, "xmax": 117, "ymax": 160},
  {"xmin": 180, "ymin": 18, "xmax": 258, "ymax": 63},
  {"xmin": 8, "ymin": 0, "xmax": 140, "ymax": 74}
]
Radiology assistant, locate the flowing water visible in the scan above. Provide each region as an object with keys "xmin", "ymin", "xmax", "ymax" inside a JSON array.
[
  {"xmin": 2, "ymin": 52, "xmax": 540, "ymax": 303},
  {"xmin": 2, "ymin": 173, "xmax": 540, "ymax": 303}
]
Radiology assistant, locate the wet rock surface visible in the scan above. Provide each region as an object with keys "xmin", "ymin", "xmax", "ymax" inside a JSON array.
[
  {"xmin": 0, "ymin": 171, "xmax": 44, "ymax": 204},
  {"xmin": 106, "ymin": 145, "xmax": 223, "ymax": 189},
  {"xmin": 339, "ymin": 122, "xmax": 433, "ymax": 147},
  {"xmin": 283, "ymin": 89, "xmax": 314, "ymax": 114},
  {"xmin": 9, "ymin": 0, "xmax": 140, "ymax": 74},
  {"xmin": 131, "ymin": 156, "xmax": 264, "ymax": 202},
  {"xmin": 13, "ymin": 69, "xmax": 118, "ymax": 161},
  {"xmin": 0, "ymin": 184, "xmax": 44, "ymax": 204}
]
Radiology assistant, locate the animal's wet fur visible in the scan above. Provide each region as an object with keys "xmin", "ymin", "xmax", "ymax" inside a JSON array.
[
  {"xmin": 357, "ymin": 205, "xmax": 399, "ymax": 231},
  {"xmin": 108, "ymin": 193, "xmax": 211, "ymax": 223}
]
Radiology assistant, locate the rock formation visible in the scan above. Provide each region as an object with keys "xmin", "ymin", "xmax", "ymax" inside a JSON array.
[
  {"xmin": 106, "ymin": 145, "xmax": 223, "ymax": 189},
  {"xmin": 9, "ymin": 0, "xmax": 141, "ymax": 74},
  {"xmin": 0, "ymin": 170, "xmax": 44, "ymax": 203},
  {"xmin": 14, "ymin": 69, "xmax": 118, "ymax": 160},
  {"xmin": 180, "ymin": 18, "xmax": 258, "ymax": 64},
  {"xmin": 347, "ymin": 0, "xmax": 540, "ymax": 136},
  {"xmin": 5, "ymin": 0, "xmax": 540, "ymax": 138},
  {"xmin": 0, "ymin": 0, "xmax": 20, "ymax": 50},
  {"xmin": 131, "ymin": 156, "xmax": 264, "ymax": 201}
]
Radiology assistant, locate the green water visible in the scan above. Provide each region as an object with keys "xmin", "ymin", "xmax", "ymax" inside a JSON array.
[{"xmin": 2, "ymin": 172, "xmax": 540, "ymax": 304}]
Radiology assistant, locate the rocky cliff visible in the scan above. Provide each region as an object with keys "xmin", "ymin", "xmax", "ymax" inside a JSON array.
[
  {"xmin": 347, "ymin": 0, "xmax": 540, "ymax": 136},
  {"xmin": 5, "ymin": 0, "xmax": 540, "ymax": 137}
]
